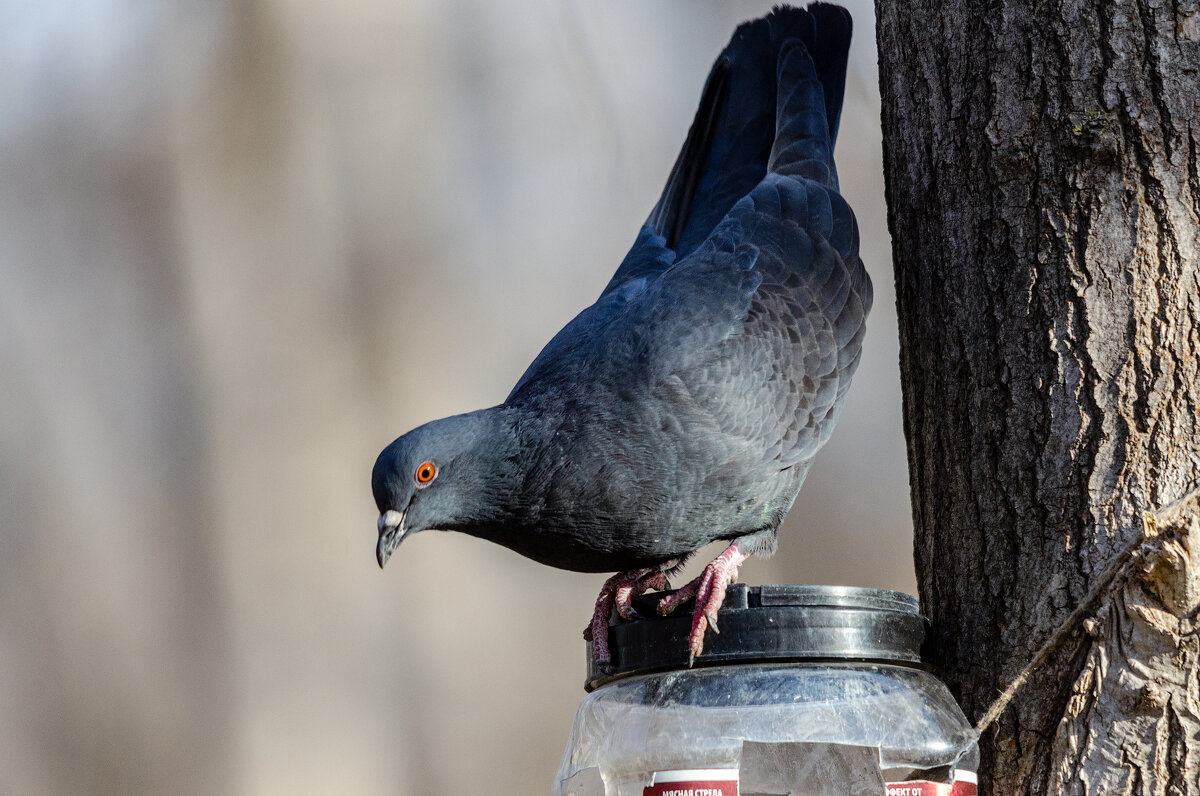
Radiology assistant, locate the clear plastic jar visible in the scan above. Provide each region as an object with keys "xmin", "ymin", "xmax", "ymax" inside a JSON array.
[{"xmin": 555, "ymin": 585, "xmax": 978, "ymax": 795}]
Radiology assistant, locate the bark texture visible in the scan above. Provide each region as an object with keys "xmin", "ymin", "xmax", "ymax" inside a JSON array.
[{"xmin": 875, "ymin": 0, "xmax": 1200, "ymax": 793}]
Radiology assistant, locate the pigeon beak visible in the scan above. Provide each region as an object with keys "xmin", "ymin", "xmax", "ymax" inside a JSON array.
[{"xmin": 376, "ymin": 509, "xmax": 407, "ymax": 568}]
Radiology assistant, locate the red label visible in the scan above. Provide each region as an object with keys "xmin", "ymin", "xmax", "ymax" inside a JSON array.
[
  {"xmin": 886, "ymin": 776, "xmax": 977, "ymax": 796},
  {"xmin": 643, "ymin": 769, "xmax": 738, "ymax": 796},
  {"xmin": 886, "ymin": 784, "xmax": 950, "ymax": 796}
]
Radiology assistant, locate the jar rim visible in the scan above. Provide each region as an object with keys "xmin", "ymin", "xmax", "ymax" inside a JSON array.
[{"xmin": 586, "ymin": 584, "xmax": 929, "ymax": 691}]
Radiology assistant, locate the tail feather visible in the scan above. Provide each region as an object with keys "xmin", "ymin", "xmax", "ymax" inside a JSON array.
[
  {"xmin": 806, "ymin": 3, "xmax": 852, "ymax": 147},
  {"xmin": 767, "ymin": 41, "xmax": 832, "ymax": 182},
  {"xmin": 647, "ymin": 4, "xmax": 852, "ymax": 259}
]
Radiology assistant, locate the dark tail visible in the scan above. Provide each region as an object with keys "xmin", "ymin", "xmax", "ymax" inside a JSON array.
[{"xmin": 647, "ymin": 4, "xmax": 852, "ymax": 258}]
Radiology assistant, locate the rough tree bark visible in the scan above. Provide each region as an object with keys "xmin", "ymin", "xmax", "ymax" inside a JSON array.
[{"xmin": 875, "ymin": 1, "xmax": 1200, "ymax": 794}]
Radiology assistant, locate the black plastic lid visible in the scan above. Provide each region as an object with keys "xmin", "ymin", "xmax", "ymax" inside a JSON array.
[{"xmin": 586, "ymin": 584, "xmax": 928, "ymax": 691}]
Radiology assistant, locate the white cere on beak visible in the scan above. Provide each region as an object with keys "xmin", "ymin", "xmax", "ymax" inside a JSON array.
[{"xmin": 378, "ymin": 510, "xmax": 404, "ymax": 534}]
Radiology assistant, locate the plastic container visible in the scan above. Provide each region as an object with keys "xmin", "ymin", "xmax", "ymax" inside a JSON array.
[{"xmin": 554, "ymin": 584, "xmax": 978, "ymax": 796}]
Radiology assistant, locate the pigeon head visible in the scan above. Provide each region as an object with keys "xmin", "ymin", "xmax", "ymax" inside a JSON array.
[{"xmin": 372, "ymin": 408, "xmax": 517, "ymax": 568}]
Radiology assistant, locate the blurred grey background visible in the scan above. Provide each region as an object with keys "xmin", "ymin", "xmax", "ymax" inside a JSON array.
[{"xmin": 0, "ymin": 1, "xmax": 911, "ymax": 793}]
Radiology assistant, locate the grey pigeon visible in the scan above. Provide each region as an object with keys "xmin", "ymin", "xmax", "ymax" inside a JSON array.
[{"xmin": 373, "ymin": 3, "xmax": 871, "ymax": 666}]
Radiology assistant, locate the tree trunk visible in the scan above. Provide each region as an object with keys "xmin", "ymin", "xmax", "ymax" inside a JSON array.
[{"xmin": 874, "ymin": 1, "xmax": 1200, "ymax": 793}]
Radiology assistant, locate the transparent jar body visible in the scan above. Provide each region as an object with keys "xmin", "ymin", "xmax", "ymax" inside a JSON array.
[{"xmin": 555, "ymin": 661, "xmax": 978, "ymax": 796}]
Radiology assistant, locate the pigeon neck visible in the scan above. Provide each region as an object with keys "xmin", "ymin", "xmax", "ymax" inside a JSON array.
[{"xmin": 440, "ymin": 405, "xmax": 524, "ymax": 530}]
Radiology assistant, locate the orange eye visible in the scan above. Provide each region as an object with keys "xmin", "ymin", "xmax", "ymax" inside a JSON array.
[{"xmin": 414, "ymin": 461, "xmax": 437, "ymax": 486}]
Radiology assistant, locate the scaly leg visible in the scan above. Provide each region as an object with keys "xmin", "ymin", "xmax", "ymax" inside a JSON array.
[
  {"xmin": 657, "ymin": 542, "xmax": 747, "ymax": 665},
  {"xmin": 584, "ymin": 568, "xmax": 668, "ymax": 667}
]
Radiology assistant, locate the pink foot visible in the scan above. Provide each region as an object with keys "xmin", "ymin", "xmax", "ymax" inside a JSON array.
[
  {"xmin": 656, "ymin": 542, "xmax": 747, "ymax": 665},
  {"xmin": 584, "ymin": 568, "xmax": 668, "ymax": 667}
]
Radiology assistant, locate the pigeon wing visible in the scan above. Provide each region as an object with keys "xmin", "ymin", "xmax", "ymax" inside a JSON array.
[
  {"xmin": 607, "ymin": 16, "xmax": 870, "ymax": 471},
  {"xmin": 592, "ymin": 169, "xmax": 866, "ymax": 476},
  {"xmin": 509, "ymin": 5, "xmax": 869, "ymax": 443}
]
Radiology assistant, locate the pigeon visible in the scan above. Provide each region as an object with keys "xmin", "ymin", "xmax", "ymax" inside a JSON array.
[{"xmin": 373, "ymin": 3, "xmax": 871, "ymax": 667}]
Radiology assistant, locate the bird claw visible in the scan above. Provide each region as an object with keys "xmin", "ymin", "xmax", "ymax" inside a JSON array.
[
  {"xmin": 657, "ymin": 581, "xmax": 698, "ymax": 616},
  {"xmin": 616, "ymin": 570, "xmax": 667, "ymax": 620},
  {"xmin": 673, "ymin": 542, "xmax": 748, "ymax": 665},
  {"xmin": 687, "ymin": 614, "xmax": 708, "ymax": 667},
  {"xmin": 588, "ymin": 568, "xmax": 669, "ymax": 667},
  {"xmin": 615, "ymin": 583, "xmax": 642, "ymax": 621},
  {"xmin": 586, "ymin": 609, "xmax": 612, "ymax": 664},
  {"xmin": 589, "ymin": 549, "xmax": 745, "ymax": 668}
]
